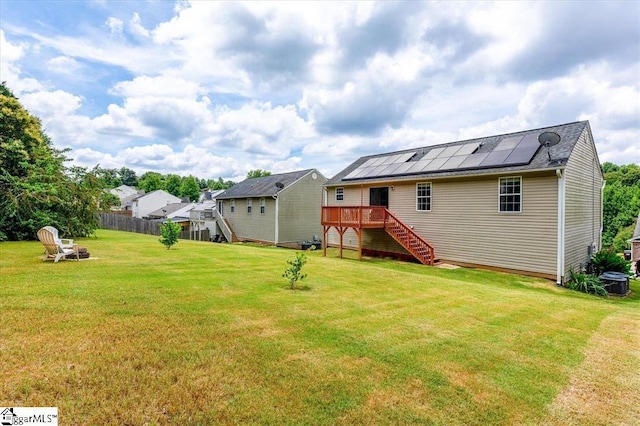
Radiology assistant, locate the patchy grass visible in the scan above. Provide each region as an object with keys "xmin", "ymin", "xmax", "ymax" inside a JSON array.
[{"xmin": 1, "ymin": 230, "xmax": 638, "ymax": 425}]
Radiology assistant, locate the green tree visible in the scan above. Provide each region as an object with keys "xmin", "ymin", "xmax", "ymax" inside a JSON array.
[
  {"xmin": 119, "ymin": 167, "xmax": 138, "ymax": 187},
  {"xmin": 180, "ymin": 175, "xmax": 200, "ymax": 202},
  {"xmin": 93, "ymin": 166, "xmax": 121, "ymax": 188},
  {"xmin": 165, "ymin": 174, "xmax": 182, "ymax": 197},
  {"xmin": 138, "ymin": 172, "xmax": 163, "ymax": 193},
  {"xmin": 159, "ymin": 219, "xmax": 181, "ymax": 249},
  {"xmin": 247, "ymin": 169, "xmax": 271, "ymax": 179},
  {"xmin": 0, "ymin": 82, "xmax": 105, "ymax": 240},
  {"xmin": 282, "ymin": 252, "xmax": 308, "ymax": 290}
]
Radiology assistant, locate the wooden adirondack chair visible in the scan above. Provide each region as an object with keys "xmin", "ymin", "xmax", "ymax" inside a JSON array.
[
  {"xmin": 37, "ymin": 227, "xmax": 78, "ymax": 262},
  {"xmin": 42, "ymin": 225, "xmax": 74, "ymax": 248}
]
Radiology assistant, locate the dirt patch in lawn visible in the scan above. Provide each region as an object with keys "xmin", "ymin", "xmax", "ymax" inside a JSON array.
[{"xmin": 543, "ymin": 310, "xmax": 640, "ymax": 425}]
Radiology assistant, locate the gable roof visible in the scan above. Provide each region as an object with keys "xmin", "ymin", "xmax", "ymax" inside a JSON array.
[
  {"xmin": 132, "ymin": 189, "xmax": 180, "ymax": 202},
  {"xmin": 147, "ymin": 202, "xmax": 194, "ymax": 218},
  {"xmin": 217, "ymin": 169, "xmax": 318, "ymax": 199},
  {"xmin": 326, "ymin": 121, "xmax": 593, "ymax": 185}
]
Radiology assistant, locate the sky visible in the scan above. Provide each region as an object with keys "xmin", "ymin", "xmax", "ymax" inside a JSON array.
[{"xmin": 1, "ymin": 0, "xmax": 639, "ymax": 182}]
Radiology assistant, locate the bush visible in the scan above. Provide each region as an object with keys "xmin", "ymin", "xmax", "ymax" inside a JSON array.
[
  {"xmin": 567, "ymin": 269, "xmax": 608, "ymax": 297},
  {"xmin": 283, "ymin": 252, "xmax": 308, "ymax": 290},
  {"xmin": 590, "ymin": 249, "xmax": 631, "ymax": 275},
  {"xmin": 159, "ymin": 219, "xmax": 181, "ymax": 249}
]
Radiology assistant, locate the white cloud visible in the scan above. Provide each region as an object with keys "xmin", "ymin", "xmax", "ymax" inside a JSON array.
[
  {"xmin": 129, "ymin": 13, "xmax": 150, "ymax": 38},
  {"xmin": 106, "ymin": 17, "xmax": 123, "ymax": 34},
  {"xmin": 46, "ymin": 56, "xmax": 82, "ymax": 75}
]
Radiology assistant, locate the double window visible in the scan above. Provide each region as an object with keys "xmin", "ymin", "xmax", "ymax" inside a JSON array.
[
  {"xmin": 416, "ymin": 182, "xmax": 431, "ymax": 211},
  {"xmin": 499, "ymin": 177, "xmax": 522, "ymax": 213},
  {"xmin": 335, "ymin": 187, "xmax": 344, "ymax": 201}
]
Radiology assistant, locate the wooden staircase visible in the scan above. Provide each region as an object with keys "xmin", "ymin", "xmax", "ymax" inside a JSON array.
[
  {"xmin": 383, "ymin": 210, "xmax": 434, "ymax": 265},
  {"xmin": 321, "ymin": 206, "xmax": 435, "ymax": 265}
]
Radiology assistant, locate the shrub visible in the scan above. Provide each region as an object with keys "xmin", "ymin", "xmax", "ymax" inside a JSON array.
[
  {"xmin": 283, "ymin": 252, "xmax": 308, "ymax": 290},
  {"xmin": 590, "ymin": 249, "xmax": 631, "ymax": 275},
  {"xmin": 567, "ymin": 269, "xmax": 608, "ymax": 297},
  {"xmin": 159, "ymin": 219, "xmax": 181, "ymax": 249}
]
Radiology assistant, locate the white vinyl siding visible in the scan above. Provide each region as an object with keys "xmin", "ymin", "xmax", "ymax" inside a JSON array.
[
  {"xmin": 416, "ymin": 182, "xmax": 431, "ymax": 211},
  {"xmin": 499, "ymin": 177, "xmax": 522, "ymax": 213}
]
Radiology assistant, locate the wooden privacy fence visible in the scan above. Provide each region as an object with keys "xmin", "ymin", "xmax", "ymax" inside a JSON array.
[{"xmin": 98, "ymin": 213, "xmax": 190, "ymax": 239}]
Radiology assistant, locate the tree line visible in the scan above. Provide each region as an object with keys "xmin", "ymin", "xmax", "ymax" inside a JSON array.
[
  {"xmin": 602, "ymin": 162, "xmax": 640, "ymax": 252},
  {"xmin": 2, "ymin": 80, "xmax": 637, "ymax": 246}
]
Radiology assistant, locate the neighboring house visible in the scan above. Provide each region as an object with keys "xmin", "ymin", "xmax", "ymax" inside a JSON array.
[
  {"xmin": 131, "ymin": 190, "xmax": 181, "ymax": 219},
  {"xmin": 215, "ymin": 169, "xmax": 327, "ymax": 246},
  {"xmin": 109, "ymin": 185, "xmax": 144, "ymax": 211},
  {"xmin": 322, "ymin": 121, "xmax": 604, "ymax": 284},
  {"xmin": 190, "ymin": 200, "xmax": 217, "ymax": 241},
  {"xmin": 147, "ymin": 202, "xmax": 196, "ymax": 220}
]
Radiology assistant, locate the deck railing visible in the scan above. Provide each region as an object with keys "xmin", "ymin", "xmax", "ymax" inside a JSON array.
[
  {"xmin": 321, "ymin": 206, "xmax": 434, "ymax": 265},
  {"xmin": 321, "ymin": 206, "xmax": 387, "ymax": 228}
]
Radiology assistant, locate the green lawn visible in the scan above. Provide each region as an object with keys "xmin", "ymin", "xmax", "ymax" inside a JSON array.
[{"xmin": 1, "ymin": 230, "xmax": 638, "ymax": 425}]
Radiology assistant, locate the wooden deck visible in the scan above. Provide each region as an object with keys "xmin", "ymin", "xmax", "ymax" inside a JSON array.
[{"xmin": 321, "ymin": 206, "xmax": 435, "ymax": 265}]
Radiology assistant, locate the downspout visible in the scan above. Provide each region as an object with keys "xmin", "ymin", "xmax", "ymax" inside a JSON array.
[
  {"xmin": 273, "ymin": 194, "xmax": 279, "ymax": 246},
  {"xmin": 556, "ymin": 169, "xmax": 566, "ymax": 285},
  {"xmin": 600, "ymin": 179, "xmax": 606, "ymax": 252}
]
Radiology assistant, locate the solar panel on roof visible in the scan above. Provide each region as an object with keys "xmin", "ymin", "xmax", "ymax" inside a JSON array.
[
  {"xmin": 392, "ymin": 161, "xmax": 419, "ymax": 175},
  {"xmin": 459, "ymin": 152, "xmax": 488, "ymax": 168},
  {"xmin": 424, "ymin": 147, "xmax": 445, "ymax": 159},
  {"xmin": 422, "ymin": 157, "xmax": 449, "ymax": 171},
  {"xmin": 480, "ymin": 150, "xmax": 511, "ymax": 167},
  {"xmin": 441, "ymin": 155, "xmax": 468, "ymax": 170},
  {"xmin": 438, "ymin": 145, "xmax": 462, "ymax": 158},
  {"xmin": 377, "ymin": 163, "xmax": 404, "ymax": 176},
  {"xmin": 455, "ymin": 142, "xmax": 481, "ymax": 156},
  {"xmin": 360, "ymin": 158, "xmax": 379, "ymax": 168},
  {"xmin": 495, "ymin": 136, "xmax": 522, "ymax": 151}
]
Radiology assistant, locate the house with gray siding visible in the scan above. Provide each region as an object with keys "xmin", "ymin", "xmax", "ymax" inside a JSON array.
[
  {"xmin": 215, "ymin": 169, "xmax": 327, "ymax": 247},
  {"xmin": 322, "ymin": 121, "xmax": 604, "ymax": 284}
]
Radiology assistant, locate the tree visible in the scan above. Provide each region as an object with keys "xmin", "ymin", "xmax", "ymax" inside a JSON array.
[
  {"xmin": 282, "ymin": 252, "xmax": 308, "ymax": 290},
  {"xmin": 247, "ymin": 169, "xmax": 271, "ymax": 179},
  {"xmin": 180, "ymin": 175, "xmax": 200, "ymax": 202},
  {"xmin": 138, "ymin": 172, "xmax": 163, "ymax": 192},
  {"xmin": 119, "ymin": 167, "xmax": 138, "ymax": 187},
  {"xmin": 164, "ymin": 174, "xmax": 182, "ymax": 197},
  {"xmin": 0, "ymin": 82, "xmax": 105, "ymax": 240},
  {"xmin": 602, "ymin": 165, "xmax": 640, "ymax": 249},
  {"xmin": 159, "ymin": 219, "xmax": 181, "ymax": 249}
]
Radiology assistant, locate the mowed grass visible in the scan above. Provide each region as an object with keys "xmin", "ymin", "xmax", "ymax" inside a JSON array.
[{"xmin": 1, "ymin": 230, "xmax": 638, "ymax": 425}]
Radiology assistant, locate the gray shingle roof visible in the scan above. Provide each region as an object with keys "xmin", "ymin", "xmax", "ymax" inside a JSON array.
[
  {"xmin": 217, "ymin": 169, "xmax": 317, "ymax": 199},
  {"xmin": 326, "ymin": 121, "xmax": 592, "ymax": 185}
]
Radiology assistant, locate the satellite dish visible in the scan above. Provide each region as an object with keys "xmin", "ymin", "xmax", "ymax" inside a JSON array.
[
  {"xmin": 538, "ymin": 132, "xmax": 561, "ymax": 161},
  {"xmin": 275, "ymin": 182, "xmax": 284, "ymax": 189},
  {"xmin": 538, "ymin": 131, "xmax": 561, "ymax": 147}
]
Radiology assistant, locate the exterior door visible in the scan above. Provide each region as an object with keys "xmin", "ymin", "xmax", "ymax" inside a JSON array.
[{"xmin": 369, "ymin": 187, "xmax": 389, "ymax": 208}]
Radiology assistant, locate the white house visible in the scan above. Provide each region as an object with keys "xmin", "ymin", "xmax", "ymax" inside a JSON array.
[
  {"xmin": 109, "ymin": 185, "xmax": 144, "ymax": 211},
  {"xmin": 131, "ymin": 190, "xmax": 181, "ymax": 219}
]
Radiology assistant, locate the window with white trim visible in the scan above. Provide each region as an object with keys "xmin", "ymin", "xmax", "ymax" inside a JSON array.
[
  {"xmin": 230, "ymin": 199, "xmax": 235, "ymax": 213},
  {"xmin": 416, "ymin": 182, "xmax": 432, "ymax": 211},
  {"xmin": 260, "ymin": 197, "xmax": 266, "ymax": 214},
  {"xmin": 335, "ymin": 187, "xmax": 344, "ymax": 201},
  {"xmin": 499, "ymin": 177, "xmax": 522, "ymax": 213},
  {"xmin": 247, "ymin": 198, "xmax": 252, "ymax": 214}
]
